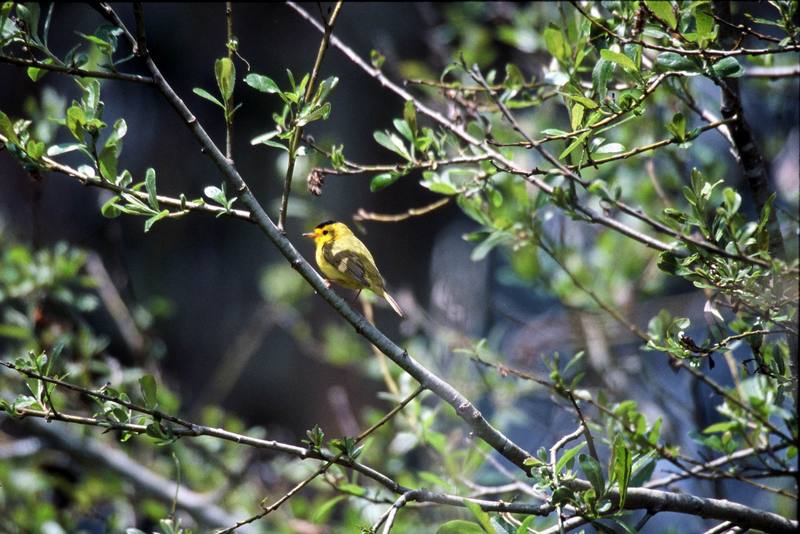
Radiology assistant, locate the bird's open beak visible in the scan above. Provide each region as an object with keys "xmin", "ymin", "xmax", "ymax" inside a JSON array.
[{"xmin": 302, "ymin": 231, "xmax": 317, "ymax": 239}]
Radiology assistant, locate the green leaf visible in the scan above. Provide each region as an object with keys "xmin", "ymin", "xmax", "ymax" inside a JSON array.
[
  {"xmin": 645, "ymin": 0, "xmax": 678, "ymax": 30},
  {"xmin": 579, "ymin": 453, "xmax": 605, "ymax": 496},
  {"xmin": 297, "ymin": 102, "xmax": 331, "ymax": 126},
  {"xmin": 0, "ymin": 110, "xmax": 19, "ymax": 144},
  {"xmin": 436, "ymin": 520, "xmax": 486, "ymax": 534},
  {"xmin": 515, "ymin": 516, "xmax": 535, "ymax": 534},
  {"xmin": 66, "ymin": 105, "xmax": 86, "ymax": 141},
  {"xmin": 98, "ymin": 145, "xmax": 117, "ymax": 182},
  {"xmin": 244, "ymin": 73, "xmax": 280, "ymax": 93},
  {"xmin": 101, "ymin": 196, "xmax": 122, "ymax": 218},
  {"xmin": 27, "ymin": 60, "xmax": 51, "ymax": 82},
  {"xmin": 711, "ymin": 57, "xmax": 744, "ymax": 78},
  {"xmin": 556, "ymin": 441, "xmax": 586, "ymax": 473},
  {"xmin": 600, "ymin": 49, "xmax": 638, "ymax": 73},
  {"xmin": 311, "ymin": 495, "xmax": 345, "ymax": 523},
  {"xmin": 667, "ymin": 112, "xmax": 686, "ymax": 141},
  {"xmin": 592, "ymin": 58, "xmax": 614, "ymax": 100},
  {"xmin": 139, "ymin": 374, "xmax": 158, "ymax": 409},
  {"xmin": 566, "ymin": 93, "xmax": 598, "ymax": 109},
  {"xmin": 370, "ymin": 49, "xmax": 386, "ymax": 70},
  {"xmin": 463, "ymin": 499, "xmax": 493, "ymax": 533},
  {"xmin": 214, "ymin": 57, "xmax": 236, "ymax": 103},
  {"xmin": 559, "ymin": 129, "xmax": 590, "ymax": 160},
  {"xmin": 655, "ymin": 52, "xmax": 701, "ymax": 73},
  {"xmin": 373, "ymin": 130, "xmax": 411, "ymax": 160},
  {"xmin": 543, "ymin": 27, "xmax": 568, "ymax": 62},
  {"xmin": 370, "ymin": 172, "xmax": 400, "ymax": 192},
  {"xmin": 403, "ymin": 100, "xmax": 418, "ymax": 138},
  {"xmin": 192, "ymin": 87, "xmax": 224, "ymax": 108},
  {"xmin": 611, "ymin": 435, "xmax": 632, "ymax": 509},
  {"xmin": 145, "ymin": 168, "xmax": 158, "ymax": 210},
  {"xmin": 144, "ymin": 210, "xmax": 169, "ymax": 233}
]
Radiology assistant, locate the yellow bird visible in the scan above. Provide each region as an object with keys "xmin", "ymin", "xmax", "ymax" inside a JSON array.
[{"xmin": 302, "ymin": 221, "xmax": 405, "ymax": 317}]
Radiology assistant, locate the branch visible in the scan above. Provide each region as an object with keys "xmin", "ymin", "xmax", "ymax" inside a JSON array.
[
  {"xmin": 0, "ymin": 53, "xmax": 155, "ymax": 84},
  {"xmin": 353, "ymin": 197, "xmax": 451, "ymax": 223},
  {"xmin": 562, "ymin": 479, "xmax": 797, "ymax": 534},
  {"xmin": 277, "ymin": 0, "xmax": 343, "ymax": 231},
  {"xmin": 15, "ymin": 414, "xmax": 246, "ymax": 531},
  {"xmin": 91, "ymin": 1, "xmax": 536, "ymax": 473},
  {"xmin": 217, "ymin": 386, "xmax": 425, "ymax": 533},
  {"xmin": 744, "ymin": 65, "xmax": 800, "ymax": 78},
  {"xmin": 0, "ymin": 134, "xmax": 253, "ymax": 221}
]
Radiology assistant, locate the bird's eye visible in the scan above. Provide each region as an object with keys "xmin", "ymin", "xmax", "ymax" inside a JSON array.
[{"xmin": 322, "ymin": 230, "xmax": 328, "ymax": 235}]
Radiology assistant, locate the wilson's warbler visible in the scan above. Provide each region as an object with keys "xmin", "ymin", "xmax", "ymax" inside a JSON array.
[{"xmin": 303, "ymin": 221, "xmax": 405, "ymax": 317}]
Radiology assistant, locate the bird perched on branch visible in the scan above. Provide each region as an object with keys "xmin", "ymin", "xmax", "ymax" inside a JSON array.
[{"xmin": 303, "ymin": 221, "xmax": 405, "ymax": 317}]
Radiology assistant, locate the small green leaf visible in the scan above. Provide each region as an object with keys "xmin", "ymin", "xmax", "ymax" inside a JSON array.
[
  {"xmin": 214, "ymin": 57, "xmax": 236, "ymax": 103},
  {"xmin": 311, "ymin": 495, "xmax": 345, "ymax": 523},
  {"xmin": 145, "ymin": 168, "xmax": 158, "ymax": 210},
  {"xmin": 645, "ymin": 0, "xmax": 678, "ymax": 30},
  {"xmin": 655, "ymin": 52, "xmax": 701, "ymax": 73},
  {"xmin": 463, "ymin": 499, "xmax": 493, "ymax": 532},
  {"xmin": 579, "ymin": 453, "xmax": 605, "ymax": 496},
  {"xmin": 98, "ymin": 145, "xmax": 117, "ymax": 182},
  {"xmin": 193, "ymin": 88, "xmax": 224, "ymax": 108},
  {"xmin": 0, "ymin": 110, "xmax": 19, "ymax": 144},
  {"xmin": 592, "ymin": 58, "xmax": 614, "ymax": 100},
  {"xmin": 244, "ymin": 73, "xmax": 280, "ymax": 94},
  {"xmin": 404, "ymin": 100, "xmax": 418, "ymax": 138},
  {"xmin": 139, "ymin": 374, "xmax": 158, "ymax": 409},
  {"xmin": 566, "ymin": 93, "xmax": 598, "ymax": 109},
  {"xmin": 543, "ymin": 27, "xmax": 568, "ymax": 62},
  {"xmin": 101, "ymin": 196, "xmax": 122, "ymax": 218},
  {"xmin": 710, "ymin": 57, "xmax": 744, "ymax": 78},
  {"xmin": 611, "ymin": 435, "xmax": 632, "ymax": 509},
  {"xmin": 144, "ymin": 210, "xmax": 169, "ymax": 233},
  {"xmin": 556, "ymin": 441, "xmax": 586, "ymax": 473},
  {"xmin": 370, "ymin": 172, "xmax": 400, "ymax": 192},
  {"xmin": 66, "ymin": 105, "xmax": 86, "ymax": 141},
  {"xmin": 600, "ymin": 49, "xmax": 638, "ymax": 73},
  {"xmin": 559, "ymin": 130, "xmax": 590, "ymax": 160},
  {"xmin": 370, "ymin": 49, "xmax": 385, "ymax": 70},
  {"xmin": 515, "ymin": 516, "xmax": 535, "ymax": 534}
]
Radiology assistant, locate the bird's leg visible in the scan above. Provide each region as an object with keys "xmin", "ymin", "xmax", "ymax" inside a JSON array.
[
  {"xmin": 352, "ymin": 289, "xmax": 362, "ymax": 303},
  {"xmin": 322, "ymin": 279, "xmax": 332, "ymax": 289}
]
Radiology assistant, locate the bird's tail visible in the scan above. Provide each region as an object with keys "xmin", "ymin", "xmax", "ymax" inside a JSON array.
[{"xmin": 383, "ymin": 291, "xmax": 405, "ymax": 318}]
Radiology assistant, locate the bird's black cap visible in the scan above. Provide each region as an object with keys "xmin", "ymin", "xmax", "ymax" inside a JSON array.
[{"xmin": 315, "ymin": 220, "xmax": 336, "ymax": 229}]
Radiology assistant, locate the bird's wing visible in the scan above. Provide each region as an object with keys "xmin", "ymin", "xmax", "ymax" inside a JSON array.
[{"xmin": 323, "ymin": 245, "xmax": 372, "ymax": 288}]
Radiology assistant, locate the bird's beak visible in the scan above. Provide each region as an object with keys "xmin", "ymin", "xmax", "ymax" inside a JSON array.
[{"xmin": 302, "ymin": 231, "xmax": 317, "ymax": 239}]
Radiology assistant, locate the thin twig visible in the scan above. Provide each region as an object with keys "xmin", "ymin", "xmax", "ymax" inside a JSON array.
[
  {"xmin": 277, "ymin": 0, "xmax": 343, "ymax": 232},
  {"xmin": 0, "ymin": 53, "xmax": 155, "ymax": 84},
  {"xmin": 216, "ymin": 386, "xmax": 425, "ymax": 533},
  {"xmin": 549, "ymin": 426, "xmax": 585, "ymax": 534},
  {"xmin": 354, "ymin": 197, "xmax": 451, "ymax": 223},
  {"xmin": 225, "ymin": 1, "xmax": 234, "ymax": 162}
]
